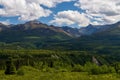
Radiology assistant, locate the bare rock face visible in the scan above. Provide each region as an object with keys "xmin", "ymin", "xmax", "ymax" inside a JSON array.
[{"xmin": 92, "ymin": 56, "xmax": 100, "ymax": 66}]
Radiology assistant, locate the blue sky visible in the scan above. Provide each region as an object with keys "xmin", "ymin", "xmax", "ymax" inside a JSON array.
[
  {"xmin": 40, "ymin": 2, "xmax": 79, "ymax": 24},
  {"xmin": 0, "ymin": 1, "xmax": 81, "ymax": 25},
  {"xmin": 0, "ymin": 0, "xmax": 120, "ymax": 28},
  {"xmin": 40, "ymin": 1, "xmax": 83, "ymax": 27}
]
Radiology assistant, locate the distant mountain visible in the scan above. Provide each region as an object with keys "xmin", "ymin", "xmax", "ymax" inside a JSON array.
[
  {"xmin": 79, "ymin": 24, "xmax": 98, "ymax": 35},
  {"xmin": 78, "ymin": 23, "xmax": 117, "ymax": 36},
  {"xmin": 61, "ymin": 26, "xmax": 81, "ymax": 37},
  {"xmin": 60, "ymin": 24, "xmax": 112, "ymax": 37},
  {"xmin": 0, "ymin": 20, "xmax": 119, "ymax": 41},
  {"xmin": 95, "ymin": 21, "xmax": 120, "ymax": 36},
  {"xmin": 43, "ymin": 21, "xmax": 120, "ymax": 53},
  {"xmin": 0, "ymin": 21, "xmax": 72, "ymax": 43},
  {"xmin": 0, "ymin": 20, "xmax": 120, "ymax": 50}
]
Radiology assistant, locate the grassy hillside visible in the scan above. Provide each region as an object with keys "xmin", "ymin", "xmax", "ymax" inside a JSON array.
[{"xmin": 0, "ymin": 66, "xmax": 120, "ymax": 80}]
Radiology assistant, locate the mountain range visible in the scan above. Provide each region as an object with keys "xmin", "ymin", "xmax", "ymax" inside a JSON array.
[
  {"xmin": 45, "ymin": 21, "xmax": 120, "ymax": 54},
  {"xmin": 0, "ymin": 20, "xmax": 119, "ymax": 51},
  {"xmin": 0, "ymin": 20, "xmax": 120, "ymax": 38}
]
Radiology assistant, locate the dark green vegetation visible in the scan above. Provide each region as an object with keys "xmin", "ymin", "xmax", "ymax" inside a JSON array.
[
  {"xmin": 0, "ymin": 50, "xmax": 120, "ymax": 80},
  {"xmin": 0, "ymin": 21, "xmax": 120, "ymax": 79},
  {"xmin": 0, "ymin": 50, "xmax": 120, "ymax": 72},
  {"xmin": 5, "ymin": 57, "xmax": 16, "ymax": 75}
]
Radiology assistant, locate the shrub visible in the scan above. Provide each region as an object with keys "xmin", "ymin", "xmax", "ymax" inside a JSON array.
[
  {"xmin": 114, "ymin": 63, "xmax": 120, "ymax": 73},
  {"xmin": 71, "ymin": 64, "xmax": 84, "ymax": 72},
  {"xmin": 59, "ymin": 68, "xmax": 68, "ymax": 72},
  {"xmin": 90, "ymin": 65, "xmax": 115, "ymax": 75},
  {"xmin": 90, "ymin": 66, "xmax": 100, "ymax": 75},
  {"xmin": 103, "ymin": 66, "xmax": 115, "ymax": 73}
]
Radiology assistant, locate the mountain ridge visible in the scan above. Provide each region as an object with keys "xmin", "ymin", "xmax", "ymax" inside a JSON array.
[
  {"xmin": 0, "ymin": 20, "xmax": 119, "ymax": 51},
  {"xmin": 0, "ymin": 20, "xmax": 120, "ymax": 37},
  {"xmin": 0, "ymin": 20, "xmax": 119, "ymax": 43}
]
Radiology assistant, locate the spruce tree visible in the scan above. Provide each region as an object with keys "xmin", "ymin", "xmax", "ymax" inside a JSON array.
[{"xmin": 5, "ymin": 57, "xmax": 16, "ymax": 75}]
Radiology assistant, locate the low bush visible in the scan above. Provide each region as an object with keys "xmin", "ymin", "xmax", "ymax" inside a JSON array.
[
  {"xmin": 71, "ymin": 64, "xmax": 84, "ymax": 72},
  {"xmin": 90, "ymin": 65, "xmax": 115, "ymax": 75}
]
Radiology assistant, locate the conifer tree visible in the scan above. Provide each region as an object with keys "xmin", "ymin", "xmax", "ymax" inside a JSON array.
[{"xmin": 5, "ymin": 57, "xmax": 16, "ymax": 75}]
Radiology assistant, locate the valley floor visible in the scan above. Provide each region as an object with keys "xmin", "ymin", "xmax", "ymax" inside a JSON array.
[{"xmin": 0, "ymin": 70, "xmax": 120, "ymax": 80}]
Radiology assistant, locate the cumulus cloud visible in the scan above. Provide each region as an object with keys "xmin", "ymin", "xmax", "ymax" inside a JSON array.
[
  {"xmin": 50, "ymin": 10, "xmax": 90, "ymax": 27},
  {"xmin": 50, "ymin": 0, "xmax": 120, "ymax": 27},
  {"xmin": 0, "ymin": 0, "xmax": 120, "ymax": 27},
  {"xmin": 75, "ymin": 0, "xmax": 120, "ymax": 25},
  {"xmin": 0, "ymin": 0, "xmax": 73, "ymax": 21},
  {"xmin": 26, "ymin": 0, "xmax": 74, "ymax": 8}
]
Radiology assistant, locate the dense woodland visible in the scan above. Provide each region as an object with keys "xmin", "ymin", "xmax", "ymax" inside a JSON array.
[{"xmin": 0, "ymin": 49, "xmax": 120, "ymax": 76}]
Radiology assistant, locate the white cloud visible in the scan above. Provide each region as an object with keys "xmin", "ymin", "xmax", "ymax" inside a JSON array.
[
  {"xmin": 0, "ymin": 0, "xmax": 120, "ymax": 27},
  {"xmin": 75, "ymin": 0, "xmax": 120, "ymax": 25},
  {"xmin": 50, "ymin": 10, "xmax": 90, "ymax": 27},
  {"xmin": 0, "ymin": 20, "xmax": 10, "ymax": 25},
  {"xmin": 18, "ymin": 2, "xmax": 51, "ymax": 21},
  {"xmin": 26, "ymin": 0, "xmax": 74, "ymax": 8},
  {"xmin": 0, "ymin": 0, "xmax": 73, "ymax": 21}
]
